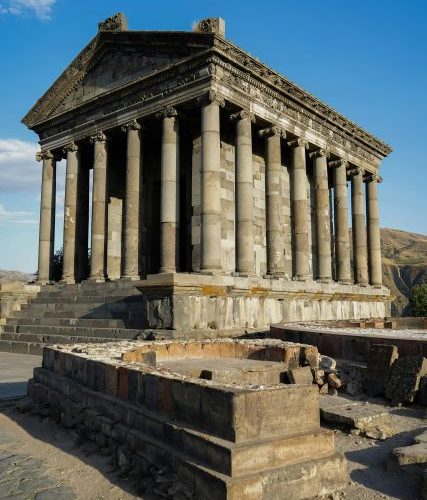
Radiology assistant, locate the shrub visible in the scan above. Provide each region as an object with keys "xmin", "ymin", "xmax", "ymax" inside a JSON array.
[{"xmin": 409, "ymin": 283, "xmax": 427, "ymax": 317}]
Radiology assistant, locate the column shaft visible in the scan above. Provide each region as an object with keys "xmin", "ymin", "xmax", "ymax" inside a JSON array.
[
  {"xmin": 62, "ymin": 143, "xmax": 79, "ymax": 283},
  {"xmin": 351, "ymin": 168, "xmax": 368, "ymax": 285},
  {"xmin": 200, "ymin": 94, "xmax": 223, "ymax": 272},
  {"xmin": 312, "ymin": 150, "xmax": 332, "ymax": 281},
  {"xmin": 122, "ymin": 121, "xmax": 142, "ymax": 279},
  {"xmin": 332, "ymin": 160, "xmax": 352, "ymax": 283},
  {"xmin": 289, "ymin": 138, "xmax": 310, "ymax": 280},
  {"xmin": 89, "ymin": 132, "xmax": 108, "ymax": 281},
  {"xmin": 37, "ymin": 151, "xmax": 56, "ymax": 283},
  {"xmin": 366, "ymin": 175, "xmax": 383, "ymax": 286},
  {"xmin": 233, "ymin": 110, "xmax": 255, "ymax": 275}
]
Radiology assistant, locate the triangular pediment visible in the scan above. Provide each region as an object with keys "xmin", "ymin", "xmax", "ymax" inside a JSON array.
[{"xmin": 23, "ymin": 31, "xmax": 213, "ymax": 128}]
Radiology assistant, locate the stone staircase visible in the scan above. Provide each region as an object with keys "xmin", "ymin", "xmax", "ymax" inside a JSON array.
[{"xmin": 0, "ymin": 281, "xmax": 172, "ymax": 355}]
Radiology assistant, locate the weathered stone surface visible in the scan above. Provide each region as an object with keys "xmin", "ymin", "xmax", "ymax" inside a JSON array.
[
  {"xmin": 363, "ymin": 344, "xmax": 398, "ymax": 397},
  {"xmin": 418, "ymin": 376, "xmax": 427, "ymax": 406},
  {"xmin": 288, "ymin": 366, "xmax": 313, "ymax": 385},
  {"xmin": 327, "ymin": 373, "xmax": 342, "ymax": 389},
  {"xmin": 386, "ymin": 356, "xmax": 427, "ymax": 405}
]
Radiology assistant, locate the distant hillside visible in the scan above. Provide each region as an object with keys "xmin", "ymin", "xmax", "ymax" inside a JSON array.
[
  {"xmin": 0, "ymin": 269, "xmax": 34, "ymax": 283},
  {"xmin": 381, "ymin": 228, "xmax": 427, "ymax": 315}
]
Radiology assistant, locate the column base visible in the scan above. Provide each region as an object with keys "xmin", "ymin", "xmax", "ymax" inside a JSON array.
[
  {"xmin": 60, "ymin": 278, "xmax": 76, "ymax": 285},
  {"xmin": 121, "ymin": 275, "xmax": 141, "ymax": 281},
  {"xmin": 264, "ymin": 272, "xmax": 288, "ymax": 279},
  {"xmin": 159, "ymin": 268, "xmax": 177, "ymax": 274},
  {"xmin": 294, "ymin": 275, "xmax": 311, "ymax": 282},
  {"xmin": 338, "ymin": 279, "xmax": 353, "ymax": 285},
  {"xmin": 87, "ymin": 276, "xmax": 106, "ymax": 283},
  {"xmin": 316, "ymin": 278, "xmax": 332, "ymax": 284}
]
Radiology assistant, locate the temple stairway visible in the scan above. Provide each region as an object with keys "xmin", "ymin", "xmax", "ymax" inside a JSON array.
[{"xmin": 0, "ymin": 281, "xmax": 173, "ymax": 355}]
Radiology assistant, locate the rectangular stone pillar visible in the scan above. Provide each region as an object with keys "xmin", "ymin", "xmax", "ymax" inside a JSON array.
[
  {"xmin": 311, "ymin": 148, "xmax": 332, "ymax": 282},
  {"xmin": 350, "ymin": 167, "xmax": 368, "ymax": 285},
  {"xmin": 260, "ymin": 126, "xmax": 286, "ymax": 277},
  {"xmin": 231, "ymin": 110, "xmax": 255, "ymax": 275},
  {"xmin": 158, "ymin": 108, "xmax": 179, "ymax": 273},
  {"xmin": 288, "ymin": 137, "xmax": 310, "ymax": 280},
  {"xmin": 36, "ymin": 150, "xmax": 56, "ymax": 284},
  {"xmin": 330, "ymin": 159, "xmax": 352, "ymax": 284},
  {"xmin": 366, "ymin": 174, "xmax": 383, "ymax": 286},
  {"xmin": 89, "ymin": 132, "xmax": 108, "ymax": 281},
  {"xmin": 62, "ymin": 142, "xmax": 80, "ymax": 284},
  {"xmin": 200, "ymin": 91, "xmax": 224, "ymax": 273},
  {"xmin": 122, "ymin": 120, "xmax": 142, "ymax": 279}
]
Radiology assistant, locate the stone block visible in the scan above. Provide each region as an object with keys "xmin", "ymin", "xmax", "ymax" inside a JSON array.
[
  {"xmin": 288, "ymin": 366, "xmax": 313, "ymax": 385},
  {"xmin": 364, "ymin": 344, "xmax": 398, "ymax": 397},
  {"xmin": 418, "ymin": 377, "xmax": 427, "ymax": 406},
  {"xmin": 104, "ymin": 363, "xmax": 119, "ymax": 397},
  {"xmin": 386, "ymin": 356, "xmax": 427, "ymax": 405}
]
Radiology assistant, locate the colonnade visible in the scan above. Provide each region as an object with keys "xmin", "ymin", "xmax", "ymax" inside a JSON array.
[{"xmin": 36, "ymin": 95, "xmax": 383, "ymax": 287}]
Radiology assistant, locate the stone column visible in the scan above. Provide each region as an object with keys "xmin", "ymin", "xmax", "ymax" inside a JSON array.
[
  {"xmin": 89, "ymin": 132, "xmax": 108, "ymax": 282},
  {"xmin": 350, "ymin": 167, "xmax": 368, "ymax": 285},
  {"xmin": 62, "ymin": 142, "xmax": 79, "ymax": 284},
  {"xmin": 200, "ymin": 91, "xmax": 224, "ymax": 273},
  {"xmin": 259, "ymin": 126, "xmax": 286, "ymax": 277},
  {"xmin": 310, "ymin": 148, "xmax": 332, "ymax": 282},
  {"xmin": 36, "ymin": 150, "xmax": 57, "ymax": 283},
  {"xmin": 122, "ymin": 120, "xmax": 142, "ymax": 279},
  {"xmin": 231, "ymin": 109, "xmax": 255, "ymax": 275},
  {"xmin": 366, "ymin": 174, "xmax": 383, "ymax": 286},
  {"xmin": 330, "ymin": 159, "xmax": 352, "ymax": 283},
  {"xmin": 157, "ymin": 107, "xmax": 179, "ymax": 273},
  {"xmin": 288, "ymin": 137, "xmax": 310, "ymax": 280}
]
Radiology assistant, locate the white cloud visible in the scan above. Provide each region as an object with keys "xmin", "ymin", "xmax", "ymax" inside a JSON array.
[
  {"xmin": 0, "ymin": 203, "xmax": 38, "ymax": 225},
  {"xmin": 0, "ymin": 0, "xmax": 56, "ymax": 20}
]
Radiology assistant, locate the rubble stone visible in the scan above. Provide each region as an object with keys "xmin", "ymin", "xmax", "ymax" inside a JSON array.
[
  {"xmin": 288, "ymin": 366, "xmax": 314, "ymax": 385},
  {"xmin": 363, "ymin": 344, "xmax": 398, "ymax": 397},
  {"xmin": 327, "ymin": 373, "xmax": 342, "ymax": 389}
]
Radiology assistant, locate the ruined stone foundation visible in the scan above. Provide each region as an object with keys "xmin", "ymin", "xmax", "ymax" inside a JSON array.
[{"xmin": 28, "ymin": 339, "xmax": 347, "ymax": 499}]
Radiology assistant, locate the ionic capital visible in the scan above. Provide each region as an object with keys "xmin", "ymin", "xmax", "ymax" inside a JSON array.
[
  {"xmin": 230, "ymin": 109, "xmax": 255, "ymax": 123},
  {"xmin": 287, "ymin": 137, "xmax": 308, "ymax": 149},
  {"xmin": 364, "ymin": 173, "xmax": 383, "ymax": 184},
  {"xmin": 155, "ymin": 106, "xmax": 178, "ymax": 120},
  {"xmin": 348, "ymin": 166, "xmax": 364, "ymax": 178},
  {"xmin": 198, "ymin": 90, "xmax": 225, "ymax": 108},
  {"xmin": 35, "ymin": 150, "xmax": 54, "ymax": 162},
  {"xmin": 62, "ymin": 142, "xmax": 78, "ymax": 154},
  {"xmin": 328, "ymin": 159, "xmax": 348, "ymax": 169},
  {"xmin": 90, "ymin": 132, "xmax": 107, "ymax": 144},
  {"xmin": 121, "ymin": 120, "xmax": 141, "ymax": 133},
  {"xmin": 309, "ymin": 148, "xmax": 329, "ymax": 159},
  {"xmin": 258, "ymin": 125, "xmax": 285, "ymax": 138}
]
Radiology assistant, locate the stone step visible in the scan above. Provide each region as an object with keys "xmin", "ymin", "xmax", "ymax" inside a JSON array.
[
  {"xmin": 20, "ymin": 301, "xmax": 141, "ymax": 313},
  {"xmin": 3, "ymin": 324, "xmax": 144, "ymax": 338},
  {"xmin": 6, "ymin": 317, "xmax": 141, "ymax": 329},
  {"xmin": 39, "ymin": 281, "xmax": 144, "ymax": 294},
  {"xmin": 35, "ymin": 287, "xmax": 143, "ymax": 299},
  {"xmin": 0, "ymin": 332, "xmax": 122, "ymax": 345},
  {"xmin": 11, "ymin": 309, "xmax": 133, "ymax": 320},
  {"xmin": 28, "ymin": 294, "xmax": 145, "ymax": 305},
  {"xmin": 0, "ymin": 339, "xmax": 43, "ymax": 355}
]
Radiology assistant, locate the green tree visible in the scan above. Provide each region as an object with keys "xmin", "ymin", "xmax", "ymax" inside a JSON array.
[
  {"xmin": 409, "ymin": 283, "xmax": 427, "ymax": 317},
  {"xmin": 51, "ymin": 247, "xmax": 64, "ymax": 282}
]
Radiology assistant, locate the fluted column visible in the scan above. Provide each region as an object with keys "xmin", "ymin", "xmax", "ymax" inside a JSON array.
[
  {"xmin": 350, "ymin": 167, "xmax": 368, "ymax": 285},
  {"xmin": 36, "ymin": 150, "xmax": 57, "ymax": 283},
  {"xmin": 62, "ymin": 142, "xmax": 79, "ymax": 284},
  {"xmin": 200, "ymin": 91, "xmax": 224, "ymax": 273},
  {"xmin": 288, "ymin": 137, "xmax": 310, "ymax": 280},
  {"xmin": 366, "ymin": 174, "xmax": 383, "ymax": 286},
  {"xmin": 311, "ymin": 148, "xmax": 332, "ymax": 282},
  {"xmin": 330, "ymin": 159, "xmax": 352, "ymax": 283},
  {"xmin": 122, "ymin": 120, "xmax": 142, "ymax": 279},
  {"xmin": 89, "ymin": 132, "xmax": 108, "ymax": 281},
  {"xmin": 259, "ymin": 126, "xmax": 286, "ymax": 277},
  {"xmin": 157, "ymin": 107, "xmax": 179, "ymax": 273},
  {"xmin": 231, "ymin": 109, "xmax": 255, "ymax": 275}
]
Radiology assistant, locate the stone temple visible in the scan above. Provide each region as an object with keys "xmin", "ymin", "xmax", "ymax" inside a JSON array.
[{"xmin": 21, "ymin": 13, "xmax": 392, "ymax": 338}]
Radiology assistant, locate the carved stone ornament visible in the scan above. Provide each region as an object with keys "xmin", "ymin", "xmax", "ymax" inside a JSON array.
[
  {"xmin": 98, "ymin": 12, "xmax": 128, "ymax": 32},
  {"xmin": 121, "ymin": 120, "xmax": 141, "ymax": 133},
  {"xmin": 348, "ymin": 167, "xmax": 364, "ymax": 177},
  {"xmin": 365, "ymin": 173, "xmax": 383, "ymax": 184},
  {"xmin": 194, "ymin": 18, "xmax": 225, "ymax": 37},
  {"xmin": 90, "ymin": 131, "xmax": 107, "ymax": 143},
  {"xmin": 328, "ymin": 159, "xmax": 348, "ymax": 169},
  {"xmin": 155, "ymin": 106, "xmax": 178, "ymax": 119},
  {"xmin": 258, "ymin": 126, "xmax": 285, "ymax": 138},
  {"xmin": 287, "ymin": 137, "xmax": 308, "ymax": 149},
  {"xmin": 197, "ymin": 90, "xmax": 225, "ymax": 108},
  {"xmin": 229, "ymin": 110, "xmax": 255, "ymax": 123},
  {"xmin": 35, "ymin": 150, "xmax": 54, "ymax": 162},
  {"xmin": 62, "ymin": 142, "xmax": 78, "ymax": 154},
  {"xmin": 309, "ymin": 148, "xmax": 329, "ymax": 159}
]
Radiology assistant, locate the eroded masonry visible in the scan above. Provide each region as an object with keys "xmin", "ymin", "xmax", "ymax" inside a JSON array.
[{"xmin": 23, "ymin": 14, "xmax": 392, "ymax": 331}]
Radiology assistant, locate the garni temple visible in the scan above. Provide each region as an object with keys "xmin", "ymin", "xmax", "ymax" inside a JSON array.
[{"xmin": 21, "ymin": 14, "xmax": 392, "ymax": 336}]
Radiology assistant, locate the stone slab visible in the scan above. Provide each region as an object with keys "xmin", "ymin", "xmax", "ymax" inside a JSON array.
[{"xmin": 386, "ymin": 356, "xmax": 427, "ymax": 405}]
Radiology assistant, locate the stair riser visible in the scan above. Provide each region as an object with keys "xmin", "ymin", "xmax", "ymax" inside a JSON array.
[
  {"xmin": 3, "ymin": 325, "xmax": 144, "ymax": 337},
  {"xmin": 0, "ymin": 332, "xmax": 121, "ymax": 344},
  {"xmin": 6, "ymin": 318, "xmax": 144, "ymax": 328}
]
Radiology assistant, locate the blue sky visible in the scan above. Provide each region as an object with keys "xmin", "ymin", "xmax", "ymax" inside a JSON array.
[{"xmin": 0, "ymin": 0, "xmax": 426, "ymax": 272}]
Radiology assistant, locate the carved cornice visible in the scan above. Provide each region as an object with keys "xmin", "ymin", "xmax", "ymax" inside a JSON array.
[
  {"xmin": 364, "ymin": 174, "xmax": 383, "ymax": 184},
  {"xmin": 229, "ymin": 109, "xmax": 255, "ymax": 123},
  {"xmin": 155, "ymin": 106, "xmax": 178, "ymax": 119},
  {"xmin": 35, "ymin": 150, "xmax": 54, "ymax": 162},
  {"xmin": 121, "ymin": 120, "xmax": 141, "ymax": 132},
  {"xmin": 329, "ymin": 159, "xmax": 348, "ymax": 169},
  {"xmin": 258, "ymin": 126, "xmax": 285, "ymax": 138},
  {"xmin": 287, "ymin": 137, "xmax": 308, "ymax": 149},
  {"xmin": 62, "ymin": 142, "xmax": 78, "ymax": 154},
  {"xmin": 90, "ymin": 132, "xmax": 107, "ymax": 143},
  {"xmin": 309, "ymin": 148, "xmax": 329, "ymax": 159}
]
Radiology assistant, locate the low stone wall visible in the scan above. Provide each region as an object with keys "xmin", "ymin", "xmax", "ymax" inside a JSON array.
[
  {"xmin": 0, "ymin": 281, "xmax": 39, "ymax": 326},
  {"xmin": 27, "ymin": 339, "xmax": 347, "ymax": 499}
]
